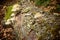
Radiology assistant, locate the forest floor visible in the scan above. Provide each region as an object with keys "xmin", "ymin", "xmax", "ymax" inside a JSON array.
[{"xmin": 0, "ymin": 0, "xmax": 60, "ymax": 40}]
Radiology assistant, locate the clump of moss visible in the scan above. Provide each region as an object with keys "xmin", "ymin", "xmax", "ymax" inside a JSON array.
[
  {"xmin": 55, "ymin": 5, "xmax": 60, "ymax": 13},
  {"xmin": 35, "ymin": 0, "xmax": 51, "ymax": 6}
]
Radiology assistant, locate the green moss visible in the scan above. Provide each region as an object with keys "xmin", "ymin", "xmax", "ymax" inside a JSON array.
[
  {"xmin": 55, "ymin": 5, "xmax": 60, "ymax": 12},
  {"xmin": 35, "ymin": 0, "xmax": 51, "ymax": 6}
]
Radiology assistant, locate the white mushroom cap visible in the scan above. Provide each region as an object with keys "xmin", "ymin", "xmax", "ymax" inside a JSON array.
[
  {"xmin": 10, "ymin": 17, "xmax": 15, "ymax": 21},
  {"xmin": 5, "ymin": 19, "xmax": 11, "ymax": 25},
  {"xmin": 34, "ymin": 12, "xmax": 44, "ymax": 18},
  {"xmin": 5, "ymin": 21, "xmax": 11, "ymax": 25},
  {"xmin": 5, "ymin": 17, "xmax": 15, "ymax": 25},
  {"xmin": 11, "ymin": 4, "xmax": 21, "ymax": 12},
  {"xmin": 11, "ymin": 13, "xmax": 16, "ymax": 17},
  {"xmin": 25, "ymin": 13, "xmax": 31, "ymax": 16}
]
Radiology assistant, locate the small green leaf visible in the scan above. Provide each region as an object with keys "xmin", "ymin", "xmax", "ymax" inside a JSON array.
[{"xmin": 4, "ymin": 6, "xmax": 13, "ymax": 20}]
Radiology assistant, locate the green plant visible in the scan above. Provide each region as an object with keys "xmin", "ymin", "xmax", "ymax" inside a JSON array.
[
  {"xmin": 35, "ymin": 0, "xmax": 51, "ymax": 6},
  {"xmin": 55, "ymin": 5, "xmax": 60, "ymax": 12},
  {"xmin": 4, "ymin": 5, "xmax": 13, "ymax": 21}
]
